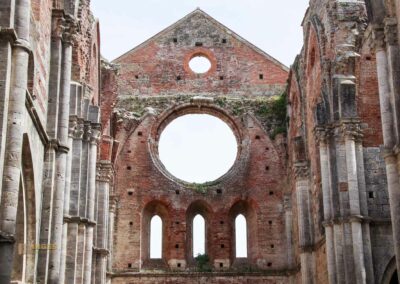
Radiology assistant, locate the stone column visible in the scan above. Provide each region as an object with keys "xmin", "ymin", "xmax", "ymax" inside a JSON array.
[
  {"xmin": 315, "ymin": 126, "xmax": 337, "ymax": 284},
  {"xmin": 0, "ymin": 0, "xmax": 31, "ymax": 281},
  {"xmin": 342, "ymin": 121, "xmax": 366, "ymax": 284},
  {"xmin": 107, "ymin": 197, "xmax": 116, "ymax": 284},
  {"xmin": 60, "ymin": 115, "xmax": 77, "ymax": 284},
  {"xmin": 373, "ymin": 26, "xmax": 400, "ymax": 277},
  {"xmin": 294, "ymin": 161, "xmax": 316, "ymax": 284},
  {"xmin": 83, "ymin": 125, "xmax": 100, "ymax": 284},
  {"xmin": 65, "ymin": 119, "xmax": 84, "ymax": 284},
  {"xmin": 284, "ymin": 195, "xmax": 295, "ymax": 284},
  {"xmin": 48, "ymin": 20, "xmax": 75, "ymax": 283},
  {"xmin": 95, "ymin": 161, "xmax": 113, "ymax": 284}
]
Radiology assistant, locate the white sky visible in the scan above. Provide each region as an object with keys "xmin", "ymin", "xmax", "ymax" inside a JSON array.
[
  {"xmin": 91, "ymin": 0, "xmax": 309, "ymax": 66},
  {"xmin": 92, "ymin": 0, "xmax": 310, "ymax": 259}
]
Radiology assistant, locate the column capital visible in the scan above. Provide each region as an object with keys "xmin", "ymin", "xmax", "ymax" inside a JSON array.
[
  {"xmin": 384, "ymin": 17, "xmax": 398, "ymax": 46},
  {"xmin": 294, "ymin": 162, "xmax": 310, "ymax": 180},
  {"xmin": 340, "ymin": 120, "xmax": 363, "ymax": 141},
  {"xmin": 83, "ymin": 122, "xmax": 92, "ymax": 142},
  {"xmin": 314, "ymin": 125, "xmax": 332, "ymax": 145},
  {"xmin": 68, "ymin": 116, "xmax": 78, "ymax": 138},
  {"xmin": 372, "ymin": 24, "xmax": 386, "ymax": 51},
  {"xmin": 96, "ymin": 162, "xmax": 114, "ymax": 182},
  {"xmin": 90, "ymin": 124, "xmax": 101, "ymax": 145},
  {"xmin": 62, "ymin": 16, "xmax": 78, "ymax": 45},
  {"xmin": 51, "ymin": 9, "xmax": 66, "ymax": 40},
  {"xmin": 74, "ymin": 119, "xmax": 85, "ymax": 140}
]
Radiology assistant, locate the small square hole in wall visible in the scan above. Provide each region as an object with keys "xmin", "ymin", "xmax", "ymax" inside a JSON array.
[
  {"xmin": 175, "ymin": 244, "xmax": 179, "ymax": 249},
  {"xmin": 216, "ymin": 189, "xmax": 222, "ymax": 194},
  {"xmin": 128, "ymin": 263, "xmax": 132, "ymax": 268},
  {"xmin": 270, "ymin": 244, "xmax": 274, "ymax": 248},
  {"xmin": 366, "ymin": 55, "xmax": 372, "ymax": 61},
  {"xmin": 127, "ymin": 150, "xmax": 132, "ymax": 153},
  {"xmin": 173, "ymin": 38, "xmax": 178, "ymax": 43},
  {"xmin": 259, "ymin": 74, "xmax": 264, "ymax": 80},
  {"xmin": 175, "ymin": 221, "xmax": 180, "ymax": 225},
  {"xmin": 266, "ymin": 147, "xmax": 270, "ymax": 151},
  {"xmin": 368, "ymin": 192, "xmax": 375, "ymax": 199},
  {"xmin": 195, "ymin": 42, "xmax": 203, "ymax": 47},
  {"xmin": 255, "ymin": 135, "xmax": 261, "ymax": 140},
  {"xmin": 135, "ymin": 75, "xmax": 139, "ymax": 79},
  {"xmin": 176, "ymin": 75, "xmax": 182, "ymax": 81},
  {"xmin": 222, "ymin": 38, "xmax": 227, "ymax": 44},
  {"xmin": 138, "ymin": 131, "xmax": 143, "ymax": 136},
  {"xmin": 127, "ymin": 166, "xmax": 132, "ymax": 170},
  {"xmin": 269, "ymin": 191, "xmax": 274, "ymax": 196},
  {"xmin": 128, "ymin": 191, "xmax": 133, "ymax": 196},
  {"xmin": 267, "ymin": 262, "xmax": 272, "ymax": 267},
  {"xmin": 129, "ymin": 221, "xmax": 133, "ymax": 226},
  {"xmin": 175, "ymin": 190, "xmax": 180, "ymax": 195},
  {"xmin": 220, "ymin": 263, "xmax": 224, "ymax": 268},
  {"xmin": 219, "ymin": 76, "xmax": 224, "ymax": 80},
  {"xmin": 265, "ymin": 166, "xmax": 270, "ymax": 171},
  {"xmin": 268, "ymin": 220, "xmax": 273, "ymax": 225},
  {"xmin": 220, "ymin": 221, "xmax": 224, "ymax": 225},
  {"xmin": 177, "ymin": 263, "xmax": 181, "ymax": 268},
  {"xmin": 221, "ymin": 244, "xmax": 225, "ymax": 249}
]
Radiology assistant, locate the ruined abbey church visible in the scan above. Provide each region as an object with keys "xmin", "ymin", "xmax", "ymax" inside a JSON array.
[{"xmin": 1, "ymin": 0, "xmax": 400, "ymax": 283}]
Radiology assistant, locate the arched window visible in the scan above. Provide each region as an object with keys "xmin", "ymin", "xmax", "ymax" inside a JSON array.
[
  {"xmin": 235, "ymin": 214, "xmax": 248, "ymax": 258},
  {"xmin": 150, "ymin": 215, "xmax": 162, "ymax": 259},
  {"xmin": 193, "ymin": 214, "xmax": 205, "ymax": 257}
]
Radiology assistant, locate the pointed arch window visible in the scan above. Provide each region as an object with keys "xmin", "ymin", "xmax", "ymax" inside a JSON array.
[
  {"xmin": 193, "ymin": 214, "xmax": 205, "ymax": 257},
  {"xmin": 235, "ymin": 214, "xmax": 248, "ymax": 258},
  {"xmin": 150, "ymin": 215, "xmax": 162, "ymax": 259}
]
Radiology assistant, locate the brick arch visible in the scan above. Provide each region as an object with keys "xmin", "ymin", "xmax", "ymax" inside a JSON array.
[
  {"xmin": 141, "ymin": 200, "xmax": 171, "ymax": 267},
  {"xmin": 185, "ymin": 200, "xmax": 213, "ymax": 263},
  {"xmin": 228, "ymin": 199, "xmax": 258, "ymax": 266}
]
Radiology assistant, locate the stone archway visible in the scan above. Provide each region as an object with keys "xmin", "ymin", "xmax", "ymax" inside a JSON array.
[
  {"xmin": 381, "ymin": 256, "xmax": 399, "ymax": 284},
  {"xmin": 11, "ymin": 134, "xmax": 37, "ymax": 284}
]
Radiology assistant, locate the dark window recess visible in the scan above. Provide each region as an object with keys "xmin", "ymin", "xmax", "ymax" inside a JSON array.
[
  {"xmin": 221, "ymin": 244, "xmax": 225, "ymax": 248},
  {"xmin": 128, "ymin": 263, "xmax": 132, "ymax": 268},
  {"xmin": 128, "ymin": 191, "xmax": 133, "ymax": 196},
  {"xmin": 195, "ymin": 42, "xmax": 203, "ymax": 47},
  {"xmin": 175, "ymin": 190, "xmax": 180, "ymax": 195},
  {"xmin": 175, "ymin": 244, "xmax": 179, "ymax": 249},
  {"xmin": 219, "ymin": 76, "xmax": 224, "ymax": 80},
  {"xmin": 173, "ymin": 38, "xmax": 178, "ymax": 43},
  {"xmin": 138, "ymin": 131, "xmax": 143, "ymax": 136},
  {"xmin": 177, "ymin": 263, "xmax": 181, "ymax": 267},
  {"xmin": 222, "ymin": 39, "xmax": 227, "ymax": 44},
  {"xmin": 127, "ymin": 166, "xmax": 132, "ymax": 170},
  {"xmin": 216, "ymin": 189, "xmax": 222, "ymax": 194},
  {"xmin": 176, "ymin": 75, "xmax": 182, "ymax": 81},
  {"xmin": 259, "ymin": 74, "xmax": 264, "ymax": 80},
  {"xmin": 220, "ymin": 263, "xmax": 224, "ymax": 268}
]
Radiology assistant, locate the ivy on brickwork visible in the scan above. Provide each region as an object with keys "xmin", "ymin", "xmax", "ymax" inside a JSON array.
[
  {"xmin": 188, "ymin": 181, "xmax": 215, "ymax": 194},
  {"xmin": 195, "ymin": 254, "xmax": 212, "ymax": 272},
  {"xmin": 116, "ymin": 93, "xmax": 288, "ymax": 140}
]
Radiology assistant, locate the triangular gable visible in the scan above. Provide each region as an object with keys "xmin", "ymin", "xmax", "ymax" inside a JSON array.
[{"xmin": 113, "ymin": 8, "xmax": 288, "ymax": 72}]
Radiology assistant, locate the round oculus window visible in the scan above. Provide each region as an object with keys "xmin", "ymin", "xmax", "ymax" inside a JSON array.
[
  {"xmin": 189, "ymin": 55, "xmax": 212, "ymax": 74},
  {"xmin": 158, "ymin": 114, "xmax": 238, "ymax": 183}
]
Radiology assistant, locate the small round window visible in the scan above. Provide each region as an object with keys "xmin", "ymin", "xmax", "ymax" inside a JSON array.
[{"xmin": 189, "ymin": 55, "xmax": 212, "ymax": 74}]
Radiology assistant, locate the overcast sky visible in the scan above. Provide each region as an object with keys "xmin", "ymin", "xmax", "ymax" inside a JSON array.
[{"xmin": 91, "ymin": 0, "xmax": 310, "ymax": 67}]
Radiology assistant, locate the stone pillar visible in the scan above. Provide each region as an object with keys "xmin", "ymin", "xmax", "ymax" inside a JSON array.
[
  {"xmin": 107, "ymin": 197, "xmax": 116, "ymax": 284},
  {"xmin": 48, "ymin": 21, "xmax": 75, "ymax": 283},
  {"xmin": 315, "ymin": 126, "xmax": 337, "ymax": 284},
  {"xmin": 284, "ymin": 194, "xmax": 295, "ymax": 283},
  {"xmin": 83, "ymin": 125, "xmax": 100, "ymax": 284},
  {"xmin": 373, "ymin": 26, "xmax": 400, "ymax": 277},
  {"xmin": 95, "ymin": 161, "xmax": 113, "ymax": 284},
  {"xmin": 59, "ymin": 115, "xmax": 76, "ymax": 284},
  {"xmin": 65, "ymin": 119, "xmax": 84, "ymax": 284},
  {"xmin": 342, "ymin": 121, "xmax": 366, "ymax": 284},
  {"xmin": 0, "ymin": 0, "xmax": 31, "ymax": 281}
]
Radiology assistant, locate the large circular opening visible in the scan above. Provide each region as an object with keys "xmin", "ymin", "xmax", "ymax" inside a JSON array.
[
  {"xmin": 189, "ymin": 55, "xmax": 212, "ymax": 74},
  {"xmin": 158, "ymin": 114, "xmax": 238, "ymax": 183}
]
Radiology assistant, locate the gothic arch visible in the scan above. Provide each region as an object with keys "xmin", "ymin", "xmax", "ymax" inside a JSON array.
[
  {"xmin": 381, "ymin": 256, "xmax": 398, "ymax": 284},
  {"xmin": 186, "ymin": 200, "xmax": 213, "ymax": 263},
  {"xmin": 11, "ymin": 134, "xmax": 37, "ymax": 283},
  {"xmin": 141, "ymin": 200, "xmax": 170, "ymax": 266}
]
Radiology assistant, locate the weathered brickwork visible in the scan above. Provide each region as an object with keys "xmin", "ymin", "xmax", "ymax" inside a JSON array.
[{"xmin": 1, "ymin": 0, "xmax": 400, "ymax": 283}]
